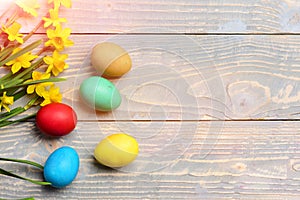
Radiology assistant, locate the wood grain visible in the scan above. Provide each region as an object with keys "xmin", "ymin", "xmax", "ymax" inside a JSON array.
[
  {"xmin": 4, "ymin": 34, "xmax": 299, "ymax": 120},
  {"xmin": 54, "ymin": 34, "xmax": 300, "ymax": 120},
  {"xmin": 1, "ymin": 0, "xmax": 300, "ymax": 199},
  {"xmin": 0, "ymin": 121, "xmax": 300, "ymax": 199},
  {"xmin": 1, "ymin": 0, "xmax": 300, "ymax": 34}
]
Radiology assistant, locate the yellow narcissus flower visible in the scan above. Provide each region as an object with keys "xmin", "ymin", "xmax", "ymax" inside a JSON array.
[
  {"xmin": 15, "ymin": 0, "xmax": 40, "ymax": 17},
  {"xmin": 5, "ymin": 48, "xmax": 38, "ymax": 74},
  {"xmin": 48, "ymin": 0, "xmax": 72, "ymax": 9},
  {"xmin": 43, "ymin": 9, "xmax": 67, "ymax": 28},
  {"xmin": 43, "ymin": 50, "xmax": 69, "ymax": 76},
  {"xmin": 45, "ymin": 25, "xmax": 73, "ymax": 51},
  {"xmin": 40, "ymin": 85, "xmax": 62, "ymax": 106},
  {"xmin": 0, "ymin": 0, "xmax": 72, "ymax": 128},
  {"xmin": 2, "ymin": 22, "xmax": 24, "ymax": 44},
  {"xmin": 26, "ymin": 71, "xmax": 52, "ymax": 96},
  {"xmin": 0, "ymin": 92, "xmax": 14, "ymax": 112}
]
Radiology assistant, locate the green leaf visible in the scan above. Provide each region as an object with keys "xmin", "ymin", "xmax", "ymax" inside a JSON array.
[
  {"xmin": 8, "ymin": 89, "xmax": 27, "ymax": 101},
  {"xmin": 0, "ymin": 113, "xmax": 36, "ymax": 128},
  {"xmin": 0, "ymin": 107, "xmax": 25, "ymax": 123},
  {"xmin": 0, "ymin": 198, "xmax": 35, "ymax": 200},
  {"xmin": 0, "ymin": 45, "xmax": 15, "ymax": 62},
  {"xmin": 0, "ymin": 57, "xmax": 44, "ymax": 86},
  {"xmin": 0, "ymin": 107, "xmax": 24, "ymax": 118},
  {"xmin": 0, "ymin": 71, "xmax": 13, "ymax": 84},
  {"xmin": 8, "ymin": 57, "xmax": 45, "ymax": 84},
  {"xmin": 0, "ymin": 77, "xmax": 66, "ymax": 92},
  {"xmin": 0, "ymin": 157, "xmax": 43, "ymax": 169},
  {"xmin": 0, "ymin": 167, "xmax": 51, "ymax": 186},
  {"xmin": 0, "ymin": 95, "xmax": 39, "ymax": 125},
  {"xmin": 0, "ymin": 40, "xmax": 42, "ymax": 67}
]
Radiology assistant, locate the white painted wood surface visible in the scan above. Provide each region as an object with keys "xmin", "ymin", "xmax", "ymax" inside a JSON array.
[
  {"xmin": 63, "ymin": 35, "xmax": 300, "ymax": 120},
  {"xmin": 3, "ymin": 0, "xmax": 300, "ymax": 33},
  {"xmin": 0, "ymin": 0, "xmax": 300, "ymax": 199},
  {"xmin": 1, "ymin": 121, "xmax": 300, "ymax": 199}
]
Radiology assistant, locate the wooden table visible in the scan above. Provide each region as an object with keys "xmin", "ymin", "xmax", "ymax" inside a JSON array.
[{"xmin": 1, "ymin": 0, "xmax": 300, "ymax": 199}]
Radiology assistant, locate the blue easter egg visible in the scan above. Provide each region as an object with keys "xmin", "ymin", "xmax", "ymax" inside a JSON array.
[{"xmin": 43, "ymin": 146, "xmax": 80, "ymax": 188}]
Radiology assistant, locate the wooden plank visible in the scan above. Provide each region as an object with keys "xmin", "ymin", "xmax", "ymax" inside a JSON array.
[
  {"xmin": 0, "ymin": 121, "xmax": 300, "ymax": 199},
  {"xmin": 55, "ymin": 34, "xmax": 300, "ymax": 120},
  {"xmin": 2, "ymin": 0, "xmax": 300, "ymax": 34},
  {"xmin": 1, "ymin": 34, "xmax": 300, "ymax": 120},
  {"xmin": 1, "ymin": 1, "xmax": 299, "ymax": 200}
]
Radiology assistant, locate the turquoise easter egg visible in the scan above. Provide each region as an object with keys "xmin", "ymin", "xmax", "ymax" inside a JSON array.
[
  {"xmin": 79, "ymin": 76, "xmax": 121, "ymax": 111},
  {"xmin": 43, "ymin": 146, "xmax": 79, "ymax": 188}
]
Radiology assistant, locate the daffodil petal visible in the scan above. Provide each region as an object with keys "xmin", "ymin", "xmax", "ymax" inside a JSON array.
[
  {"xmin": 43, "ymin": 56, "xmax": 53, "ymax": 64},
  {"xmin": 12, "ymin": 62, "xmax": 22, "ymax": 74},
  {"xmin": 62, "ymin": 0, "xmax": 72, "ymax": 8},
  {"xmin": 27, "ymin": 85, "xmax": 35, "ymax": 94},
  {"xmin": 3, "ymin": 104, "xmax": 11, "ymax": 112}
]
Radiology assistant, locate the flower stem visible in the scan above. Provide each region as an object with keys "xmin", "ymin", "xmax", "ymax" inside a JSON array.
[
  {"xmin": 0, "ymin": 107, "xmax": 23, "ymax": 118},
  {"xmin": 0, "ymin": 77, "xmax": 66, "ymax": 92},
  {"xmin": 0, "ymin": 93, "xmax": 39, "ymax": 122},
  {"xmin": 0, "ymin": 113, "xmax": 36, "ymax": 128},
  {"xmin": 0, "ymin": 45, "xmax": 15, "ymax": 62},
  {"xmin": 11, "ymin": 88, "xmax": 27, "ymax": 101},
  {"xmin": 24, "ymin": 94, "xmax": 39, "ymax": 110},
  {"xmin": 23, "ymin": 20, "xmax": 44, "ymax": 43},
  {"xmin": 0, "ymin": 158, "xmax": 44, "ymax": 169},
  {"xmin": 0, "ymin": 40, "xmax": 42, "ymax": 67},
  {"xmin": 0, "ymin": 156, "xmax": 50, "ymax": 187},
  {"xmin": 0, "ymin": 71, "xmax": 13, "ymax": 85},
  {"xmin": 3, "ymin": 9, "xmax": 19, "ymax": 28},
  {"xmin": 8, "ymin": 57, "xmax": 45, "ymax": 84},
  {"xmin": 0, "ymin": 107, "xmax": 25, "ymax": 123},
  {"xmin": 0, "ymin": 167, "xmax": 51, "ymax": 186}
]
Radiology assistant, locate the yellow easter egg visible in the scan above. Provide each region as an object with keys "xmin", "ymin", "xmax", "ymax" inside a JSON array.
[
  {"xmin": 94, "ymin": 133, "xmax": 139, "ymax": 168},
  {"xmin": 91, "ymin": 42, "xmax": 132, "ymax": 78}
]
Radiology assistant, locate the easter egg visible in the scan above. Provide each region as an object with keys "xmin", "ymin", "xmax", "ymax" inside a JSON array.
[
  {"xmin": 79, "ymin": 76, "xmax": 121, "ymax": 111},
  {"xmin": 91, "ymin": 42, "xmax": 132, "ymax": 78},
  {"xmin": 44, "ymin": 146, "xmax": 79, "ymax": 188},
  {"xmin": 36, "ymin": 103, "xmax": 77, "ymax": 137},
  {"xmin": 94, "ymin": 133, "xmax": 139, "ymax": 168}
]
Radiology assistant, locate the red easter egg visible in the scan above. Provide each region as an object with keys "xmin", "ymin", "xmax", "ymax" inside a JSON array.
[{"xmin": 36, "ymin": 103, "xmax": 77, "ymax": 137}]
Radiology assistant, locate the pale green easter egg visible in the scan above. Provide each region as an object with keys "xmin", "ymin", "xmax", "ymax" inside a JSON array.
[{"xmin": 79, "ymin": 76, "xmax": 121, "ymax": 111}]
